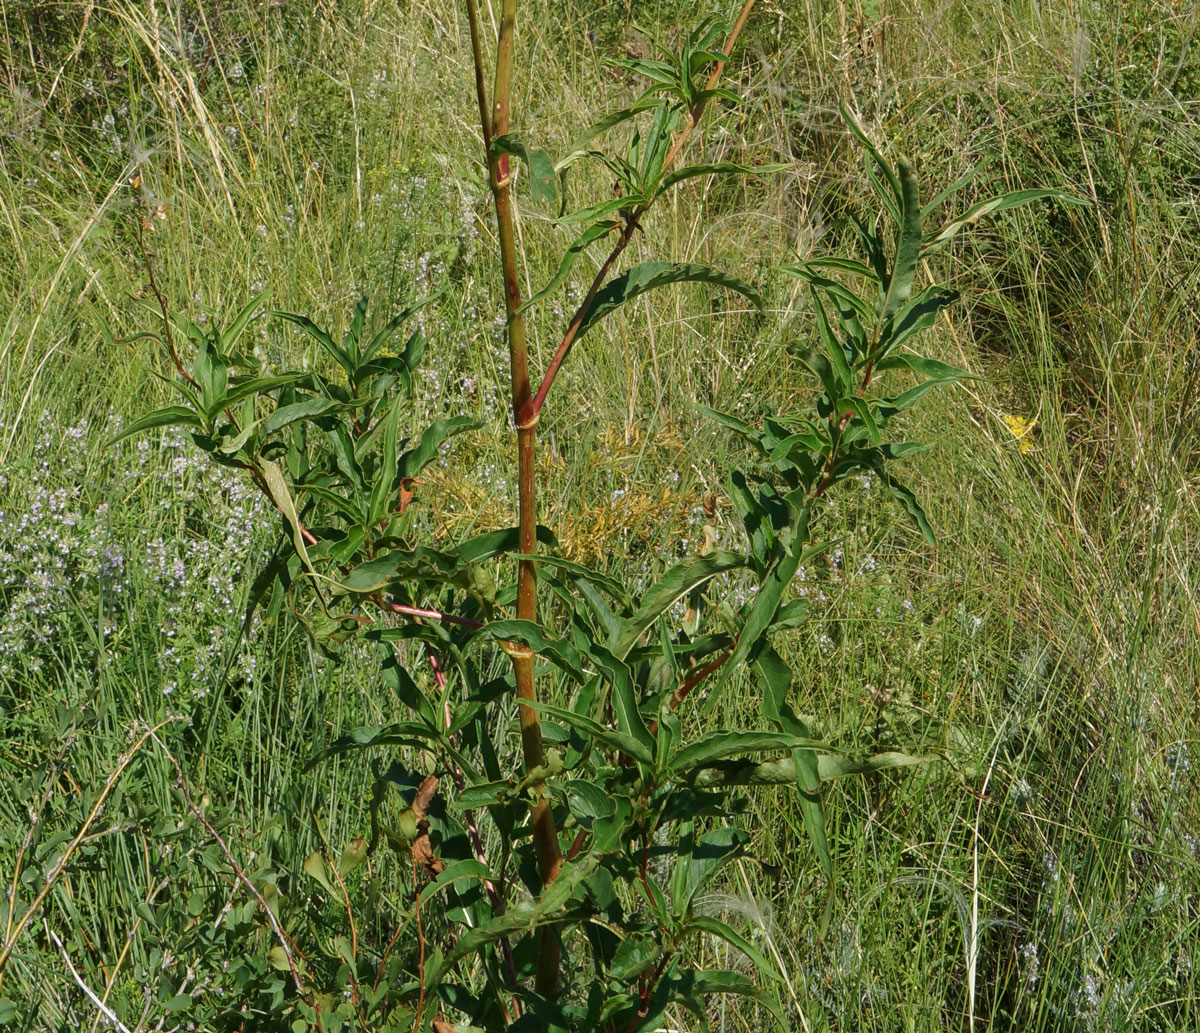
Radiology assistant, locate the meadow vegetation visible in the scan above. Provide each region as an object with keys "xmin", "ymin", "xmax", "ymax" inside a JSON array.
[{"xmin": 1, "ymin": 0, "xmax": 1198, "ymax": 1030}]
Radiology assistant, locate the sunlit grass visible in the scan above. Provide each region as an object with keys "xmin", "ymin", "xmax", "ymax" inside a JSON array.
[{"xmin": 0, "ymin": 0, "xmax": 1196, "ymax": 1028}]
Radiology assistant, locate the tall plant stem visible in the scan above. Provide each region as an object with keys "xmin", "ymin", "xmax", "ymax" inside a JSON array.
[{"xmin": 469, "ymin": 0, "xmax": 563, "ymax": 995}]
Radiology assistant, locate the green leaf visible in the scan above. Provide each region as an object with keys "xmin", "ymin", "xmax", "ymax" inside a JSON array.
[
  {"xmin": 611, "ymin": 551, "xmax": 746, "ymax": 660},
  {"xmin": 529, "ymin": 702, "xmax": 653, "ymax": 766},
  {"xmin": 304, "ymin": 722, "xmax": 453, "ymax": 770},
  {"xmin": 397, "ymin": 416, "xmax": 479, "ymax": 480},
  {"xmin": 491, "ymin": 133, "xmax": 558, "ymax": 202},
  {"xmin": 577, "ymin": 262, "xmax": 762, "ymax": 342},
  {"xmin": 557, "ymin": 194, "xmax": 641, "ymax": 229},
  {"xmin": 472, "ymin": 619, "xmax": 586, "ymax": 681},
  {"xmin": 343, "ymin": 295, "xmax": 368, "ymax": 365},
  {"xmin": 258, "ymin": 458, "xmax": 314, "ymax": 572},
  {"xmin": 671, "ymin": 825, "xmax": 749, "ymax": 915},
  {"xmin": 840, "ymin": 396, "xmax": 881, "ymax": 445},
  {"xmin": 686, "ymin": 749, "xmax": 932, "ymax": 787},
  {"xmin": 423, "ymin": 855, "xmax": 602, "ymax": 987},
  {"xmin": 656, "ymin": 161, "xmax": 788, "ymax": 198},
  {"xmin": 783, "ymin": 255, "xmax": 878, "ymax": 283},
  {"xmin": 263, "ymin": 396, "xmax": 347, "ymax": 434},
  {"xmin": 876, "ymin": 285, "xmax": 961, "ymax": 357},
  {"xmin": 339, "ymin": 545, "xmax": 494, "ymax": 601},
  {"xmin": 687, "ymin": 916, "xmax": 783, "ymax": 983},
  {"xmin": 780, "ymin": 267, "xmax": 875, "ymax": 324},
  {"xmin": 873, "ymin": 351, "xmax": 976, "ymax": 381},
  {"xmin": 711, "ymin": 507, "xmax": 812, "ymax": 704},
  {"xmin": 841, "ymin": 104, "xmax": 902, "ymax": 217},
  {"xmin": 274, "ymin": 310, "xmax": 353, "ymax": 380},
  {"xmin": 518, "ymin": 221, "xmax": 619, "ymax": 316},
  {"xmin": 106, "ymin": 406, "xmax": 204, "ymax": 446},
  {"xmin": 579, "ymin": 639, "xmax": 654, "ymax": 760},
  {"xmin": 922, "ymin": 189, "xmax": 1087, "ymax": 258},
  {"xmin": 193, "ymin": 337, "xmax": 227, "ymax": 415},
  {"xmin": 753, "ymin": 644, "xmax": 831, "ymax": 927},
  {"xmin": 669, "ymin": 731, "xmax": 824, "ymax": 776},
  {"xmin": 381, "ymin": 653, "xmax": 439, "ymax": 729},
  {"xmin": 337, "ymin": 838, "xmax": 368, "ymax": 877},
  {"xmin": 556, "ymin": 102, "xmax": 665, "ymax": 170},
  {"xmin": 223, "ymin": 372, "xmax": 308, "ymax": 408},
  {"xmin": 417, "ymin": 858, "xmax": 494, "ymax": 907},
  {"xmin": 303, "ymin": 851, "xmax": 337, "ymax": 895},
  {"xmin": 809, "ymin": 293, "xmax": 853, "ymax": 394},
  {"xmin": 218, "ymin": 293, "xmax": 267, "ymax": 356},
  {"xmin": 879, "ymin": 158, "xmax": 923, "ymax": 324},
  {"xmin": 883, "ymin": 474, "xmax": 936, "ymax": 546}
]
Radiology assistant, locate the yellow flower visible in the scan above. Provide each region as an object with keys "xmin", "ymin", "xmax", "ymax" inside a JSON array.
[{"xmin": 1001, "ymin": 413, "xmax": 1038, "ymax": 455}]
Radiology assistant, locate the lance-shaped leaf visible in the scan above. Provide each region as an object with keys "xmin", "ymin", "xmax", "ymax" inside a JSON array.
[
  {"xmin": 879, "ymin": 158, "xmax": 923, "ymax": 324},
  {"xmin": 528, "ymin": 701, "xmax": 652, "ymax": 767},
  {"xmin": 421, "ymin": 855, "xmax": 601, "ymax": 988},
  {"xmin": 655, "ymin": 161, "xmax": 788, "ymax": 199},
  {"xmin": 274, "ymin": 310, "xmax": 353, "ymax": 381},
  {"xmin": 686, "ymin": 916, "xmax": 783, "ymax": 985},
  {"xmin": 338, "ymin": 545, "xmax": 496, "ymax": 602},
  {"xmin": 577, "ymin": 262, "xmax": 762, "ymax": 342},
  {"xmin": 397, "ymin": 415, "xmax": 479, "ymax": 481},
  {"xmin": 360, "ymin": 292, "xmax": 441, "ymax": 366},
  {"xmin": 218, "ymin": 293, "xmax": 266, "ymax": 356},
  {"xmin": 610, "ymin": 551, "xmax": 746, "ymax": 660},
  {"xmin": 554, "ymin": 97, "xmax": 662, "ymax": 171},
  {"xmin": 755, "ymin": 642, "xmax": 831, "ymax": 933},
  {"xmin": 471, "ymin": 619, "xmax": 586, "ymax": 682},
  {"xmin": 709, "ymin": 508, "xmax": 814, "ymax": 706},
  {"xmin": 668, "ymin": 730, "xmax": 828, "ymax": 777},
  {"xmin": 222, "ymin": 372, "xmax": 309, "ymax": 408},
  {"xmin": 577, "ymin": 637, "xmax": 654, "ymax": 760},
  {"xmin": 687, "ymin": 749, "xmax": 934, "ymax": 787},
  {"xmin": 922, "ymin": 189, "xmax": 1088, "ymax": 258},
  {"xmin": 262, "ymin": 396, "xmax": 348, "ymax": 435},
  {"xmin": 258, "ymin": 458, "xmax": 313, "ymax": 572},
  {"xmin": 670, "ymin": 825, "xmax": 749, "ymax": 917},
  {"xmin": 875, "ymin": 285, "xmax": 961, "ymax": 360},
  {"xmin": 873, "ymin": 351, "xmax": 977, "ymax": 381},
  {"xmin": 841, "ymin": 103, "xmax": 902, "ymax": 222},
  {"xmin": 342, "ymin": 295, "xmax": 368, "ymax": 366},
  {"xmin": 518, "ymin": 220, "xmax": 619, "ymax": 316},
  {"xmin": 106, "ymin": 406, "xmax": 205, "ymax": 446}
]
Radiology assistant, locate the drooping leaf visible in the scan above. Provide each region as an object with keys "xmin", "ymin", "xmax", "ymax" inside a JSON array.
[
  {"xmin": 258, "ymin": 458, "xmax": 313, "ymax": 572},
  {"xmin": 106, "ymin": 406, "xmax": 205, "ymax": 446},
  {"xmin": 686, "ymin": 916, "xmax": 783, "ymax": 983},
  {"xmin": 472, "ymin": 619, "xmax": 586, "ymax": 682},
  {"xmin": 922, "ymin": 189, "xmax": 1087, "ymax": 258},
  {"xmin": 655, "ymin": 161, "xmax": 788, "ymax": 198},
  {"xmin": 577, "ymin": 262, "xmax": 762, "ymax": 341}
]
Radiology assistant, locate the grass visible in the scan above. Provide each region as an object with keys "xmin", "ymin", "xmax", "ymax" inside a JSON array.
[{"xmin": 1, "ymin": 0, "xmax": 1197, "ymax": 1029}]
